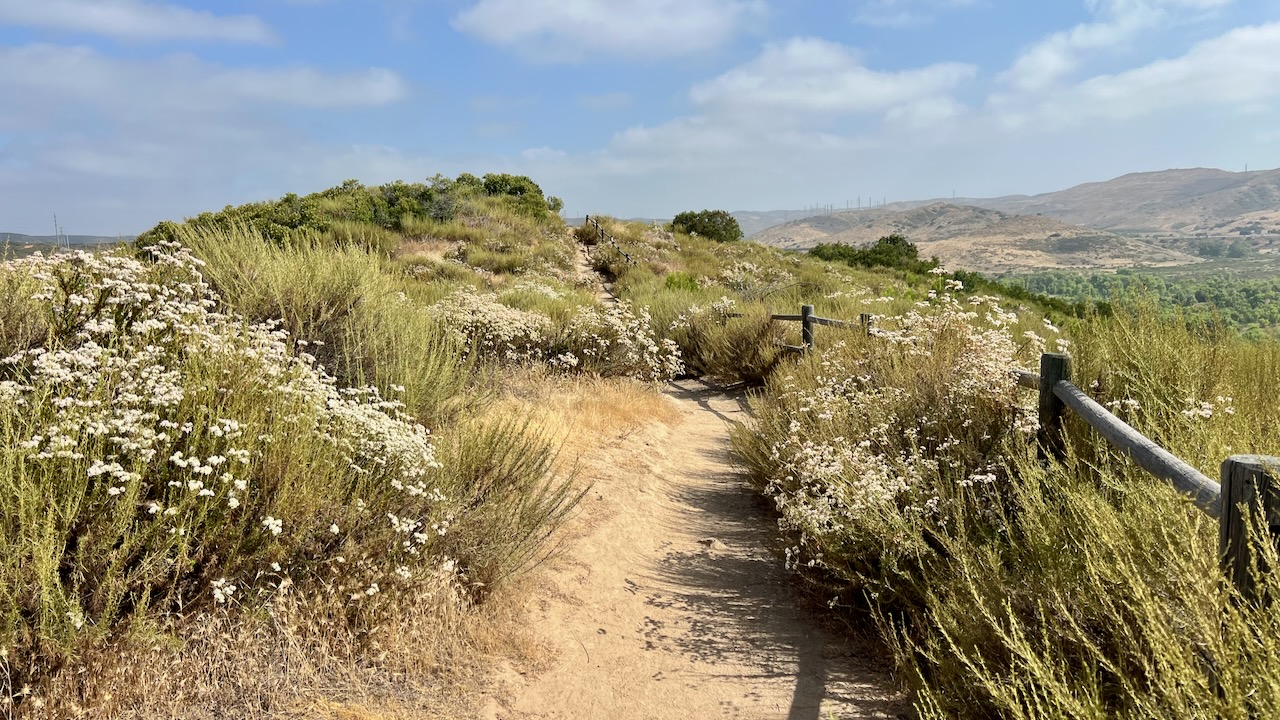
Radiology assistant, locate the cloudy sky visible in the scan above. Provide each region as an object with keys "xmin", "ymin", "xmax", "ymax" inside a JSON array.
[{"xmin": 1, "ymin": 0, "xmax": 1277, "ymax": 235}]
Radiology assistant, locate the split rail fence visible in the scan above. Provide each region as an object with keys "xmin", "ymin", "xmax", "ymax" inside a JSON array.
[
  {"xmin": 763, "ymin": 303, "xmax": 1280, "ymax": 600},
  {"xmin": 583, "ymin": 215, "xmax": 637, "ymax": 266}
]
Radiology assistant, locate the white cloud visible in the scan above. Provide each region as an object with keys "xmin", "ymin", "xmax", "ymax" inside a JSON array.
[
  {"xmin": 0, "ymin": 43, "xmax": 410, "ymax": 233},
  {"xmin": 1000, "ymin": 0, "xmax": 1231, "ymax": 91},
  {"xmin": 0, "ymin": 0, "xmax": 277, "ymax": 44},
  {"xmin": 452, "ymin": 0, "xmax": 765, "ymax": 62},
  {"xmin": 690, "ymin": 38, "xmax": 975, "ymax": 117},
  {"xmin": 0, "ymin": 44, "xmax": 408, "ymax": 121},
  {"xmin": 1033, "ymin": 22, "xmax": 1280, "ymax": 124},
  {"xmin": 212, "ymin": 67, "xmax": 408, "ymax": 108}
]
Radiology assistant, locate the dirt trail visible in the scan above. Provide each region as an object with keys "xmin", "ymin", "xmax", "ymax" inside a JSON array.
[
  {"xmin": 483, "ymin": 380, "xmax": 907, "ymax": 719},
  {"xmin": 571, "ymin": 234, "xmax": 616, "ymax": 305}
]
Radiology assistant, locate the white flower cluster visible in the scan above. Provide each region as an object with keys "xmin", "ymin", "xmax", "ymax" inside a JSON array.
[
  {"xmin": 1, "ymin": 244, "xmax": 450, "ymax": 609},
  {"xmin": 567, "ymin": 301, "xmax": 684, "ymax": 381},
  {"xmin": 430, "ymin": 288, "xmax": 683, "ymax": 381},
  {"xmin": 1181, "ymin": 395, "xmax": 1235, "ymax": 420},
  {"xmin": 431, "ymin": 288, "xmax": 553, "ymax": 364},
  {"xmin": 717, "ymin": 261, "xmax": 794, "ymax": 295},
  {"xmin": 504, "ymin": 279, "xmax": 566, "ymax": 300},
  {"xmin": 757, "ymin": 289, "xmax": 1039, "ymax": 574}
]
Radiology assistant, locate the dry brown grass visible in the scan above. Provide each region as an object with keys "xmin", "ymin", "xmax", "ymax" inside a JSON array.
[
  {"xmin": 394, "ymin": 238, "xmax": 459, "ymax": 264},
  {"xmin": 18, "ymin": 570, "xmax": 544, "ymax": 720},
  {"xmin": 488, "ymin": 370, "xmax": 680, "ymax": 466}
]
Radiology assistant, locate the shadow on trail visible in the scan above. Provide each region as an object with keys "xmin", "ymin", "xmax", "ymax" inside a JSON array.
[
  {"xmin": 644, "ymin": 383, "xmax": 908, "ymax": 719},
  {"xmin": 664, "ymin": 378, "xmax": 753, "ymax": 424}
]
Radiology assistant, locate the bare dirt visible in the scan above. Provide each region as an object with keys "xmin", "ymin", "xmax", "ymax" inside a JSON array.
[
  {"xmin": 573, "ymin": 233, "xmax": 617, "ymax": 304},
  {"xmin": 481, "ymin": 380, "xmax": 908, "ymax": 720}
]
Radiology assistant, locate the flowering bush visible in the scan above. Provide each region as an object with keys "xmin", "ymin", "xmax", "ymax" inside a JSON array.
[
  {"xmin": 562, "ymin": 301, "xmax": 684, "ymax": 381},
  {"xmin": 736, "ymin": 288, "xmax": 1038, "ymax": 608},
  {"xmin": 431, "ymin": 288, "xmax": 683, "ymax": 381},
  {"xmin": 717, "ymin": 260, "xmax": 794, "ymax": 298},
  {"xmin": 431, "ymin": 288, "xmax": 554, "ymax": 364},
  {"xmin": 0, "ymin": 245, "xmax": 461, "ymax": 686}
]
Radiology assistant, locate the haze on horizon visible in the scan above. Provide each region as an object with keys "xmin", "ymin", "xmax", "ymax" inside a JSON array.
[{"xmin": 0, "ymin": 0, "xmax": 1277, "ymax": 236}]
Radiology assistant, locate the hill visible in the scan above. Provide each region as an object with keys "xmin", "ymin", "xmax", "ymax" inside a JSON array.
[
  {"xmin": 969, "ymin": 167, "xmax": 1280, "ymax": 234},
  {"xmin": 732, "ymin": 209, "xmax": 844, "ymax": 237},
  {"xmin": 751, "ymin": 202, "xmax": 1200, "ymax": 272}
]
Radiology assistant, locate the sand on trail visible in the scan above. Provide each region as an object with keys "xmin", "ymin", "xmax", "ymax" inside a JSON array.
[{"xmin": 483, "ymin": 379, "xmax": 908, "ymax": 720}]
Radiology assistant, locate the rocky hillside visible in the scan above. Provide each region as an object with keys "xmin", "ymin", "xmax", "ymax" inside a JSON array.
[{"xmin": 752, "ymin": 203, "xmax": 1200, "ymax": 273}]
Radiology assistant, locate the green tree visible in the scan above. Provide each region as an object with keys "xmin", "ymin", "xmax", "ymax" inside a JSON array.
[
  {"xmin": 481, "ymin": 173, "xmax": 542, "ymax": 199},
  {"xmin": 810, "ymin": 233, "xmax": 938, "ymax": 274},
  {"xmin": 671, "ymin": 209, "xmax": 743, "ymax": 243}
]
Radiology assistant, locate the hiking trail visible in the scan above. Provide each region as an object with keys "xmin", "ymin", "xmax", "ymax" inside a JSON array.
[{"xmin": 481, "ymin": 379, "xmax": 908, "ymax": 719}]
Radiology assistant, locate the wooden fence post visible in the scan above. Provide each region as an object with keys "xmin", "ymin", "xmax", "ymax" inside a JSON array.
[
  {"xmin": 1220, "ymin": 455, "xmax": 1280, "ymax": 601},
  {"xmin": 1037, "ymin": 353, "xmax": 1071, "ymax": 460},
  {"xmin": 859, "ymin": 313, "xmax": 873, "ymax": 336},
  {"xmin": 801, "ymin": 305, "xmax": 815, "ymax": 353}
]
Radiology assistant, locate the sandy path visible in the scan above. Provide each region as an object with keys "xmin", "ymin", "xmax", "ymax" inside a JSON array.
[
  {"xmin": 571, "ymin": 234, "xmax": 617, "ymax": 305},
  {"xmin": 484, "ymin": 380, "xmax": 908, "ymax": 719}
]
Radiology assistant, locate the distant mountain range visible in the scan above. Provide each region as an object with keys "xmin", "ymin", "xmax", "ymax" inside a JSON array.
[
  {"xmin": 751, "ymin": 203, "xmax": 1201, "ymax": 273},
  {"xmin": 740, "ymin": 167, "xmax": 1280, "ymax": 239},
  {"xmin": 743, "ymin": 167, "xmax": 1280, "ymax": 272}
]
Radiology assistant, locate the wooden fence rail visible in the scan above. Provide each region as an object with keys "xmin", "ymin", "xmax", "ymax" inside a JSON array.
[
  {"xmin": 1021, "ymin": 351, "xmax": 1279, "ymax": 600},
  {"xmin": 757, "ymin": 303, "xmax": 1280, "ymax": 599},
  {"xmin": 583, "ymin": 214, "xmax": 637, "ymax": 266}
]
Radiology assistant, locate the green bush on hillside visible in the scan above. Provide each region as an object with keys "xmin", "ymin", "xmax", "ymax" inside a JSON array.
[
  {"xmin": 671, "ymin": 209, "xmax": 743, "ymax": 243},
  {"xmin": 810, "ymin": 233, "xmax": 939, "ymax": 274}
]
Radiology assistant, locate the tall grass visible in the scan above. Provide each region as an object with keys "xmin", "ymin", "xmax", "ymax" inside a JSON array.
[{"xmin": 176, "ymin": 222, "xmax": 477, "ymax": 427}]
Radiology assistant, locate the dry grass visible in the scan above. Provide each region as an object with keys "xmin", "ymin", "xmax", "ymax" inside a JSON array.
[
  {"xmin": 394, "ymin": 238, "xmax": 459, "ymax": 264},
  {"xmin": 487, "ymin": 370, "xmax": 680, "ymax": 467},
  {"xmin": 21, "ymin": 577, "xmax": 542, "ymax": 720}
]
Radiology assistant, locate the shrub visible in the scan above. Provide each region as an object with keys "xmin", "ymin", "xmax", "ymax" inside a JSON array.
[
  {"xmin": 732, "ymin": 282, "xmax": 1280, "ymax": 717},
  {"xmin": 559, "ymin": 302, "xmax": 684, "ymax": 381},
  {"xmin": 671, "ymin": 209, "xmax": 743, "ymax": 243},
  {"xmin": 810, "ymin": 234, "xmax": 939, "ymax": 274}
]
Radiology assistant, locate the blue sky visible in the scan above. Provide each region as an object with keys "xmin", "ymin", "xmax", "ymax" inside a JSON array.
[{"xmin": 1, "ymin": 0, "xmax": 1277, "ymax": 235}]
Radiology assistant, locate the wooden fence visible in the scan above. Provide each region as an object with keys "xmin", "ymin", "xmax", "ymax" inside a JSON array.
[
  {"xmin": 765, "ymin": 304, "xmax": 1280, "ymax": 600},
  {"xmin": 583, "ymin": 214, "xmax": 637, "ymax": 266}
]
